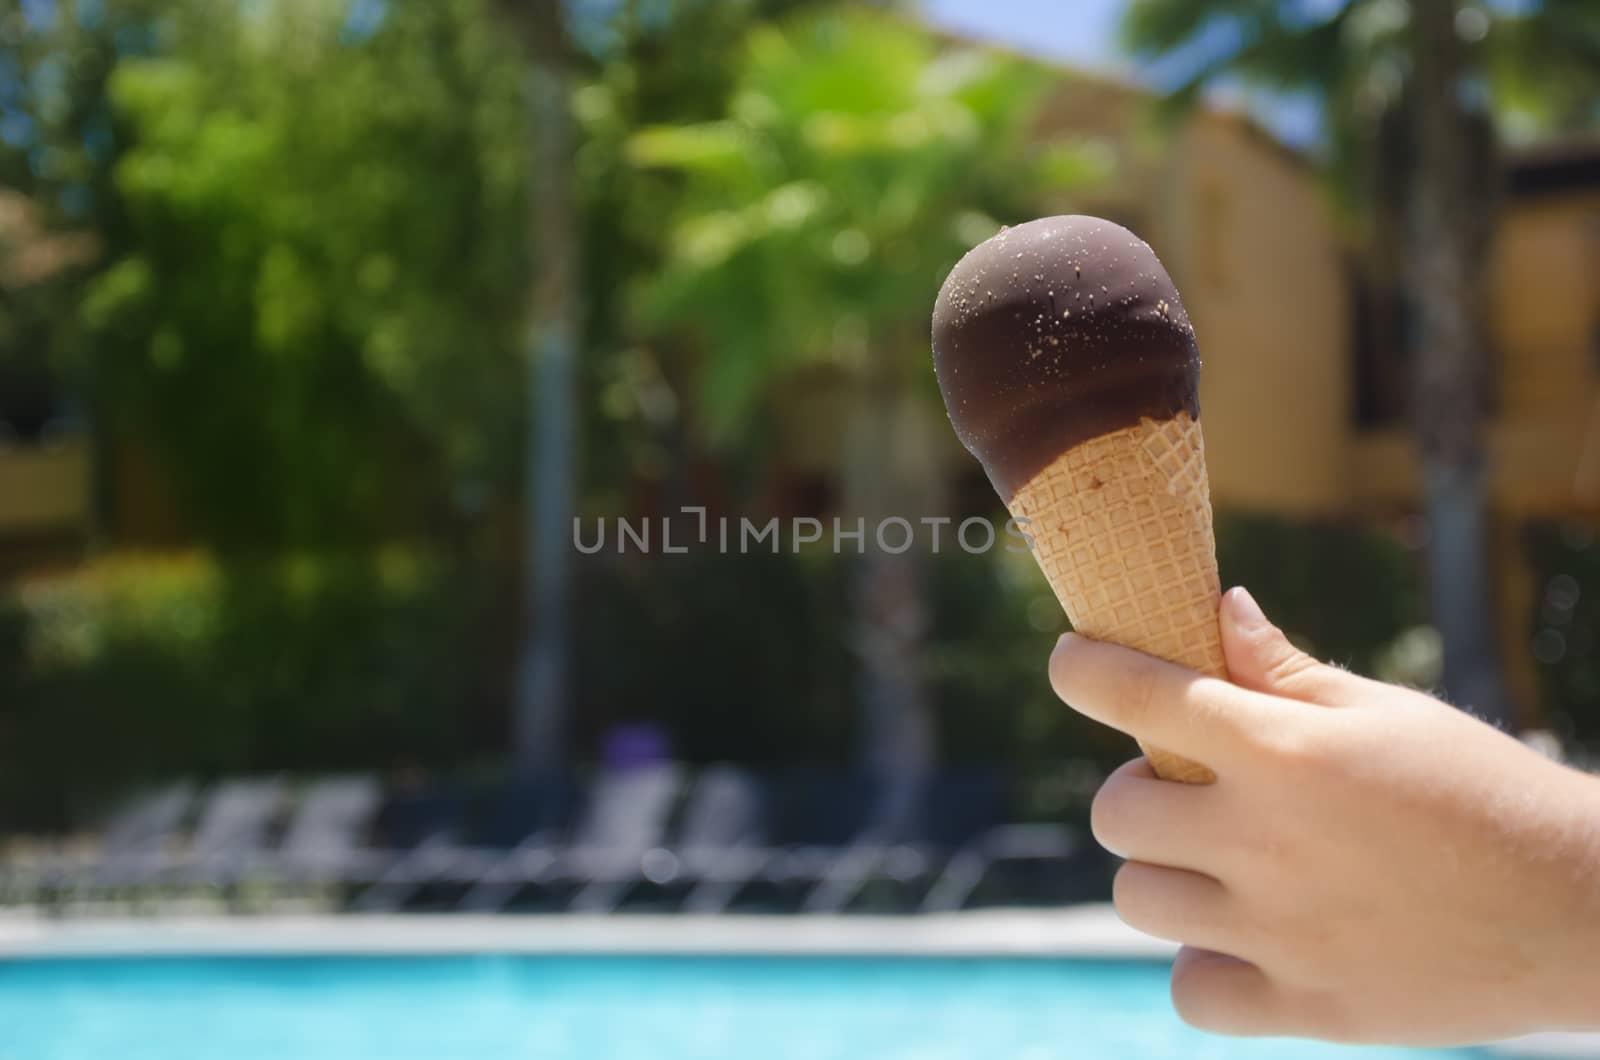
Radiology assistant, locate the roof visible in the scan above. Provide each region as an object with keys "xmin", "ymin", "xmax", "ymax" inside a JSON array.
[
  {"xmin": 923, "ymin": 21, "xmax": 1320, "ymax": 173},
  {"xmin": 931, "ymin": 15, "xmax": 1600, "ymax": 195},
  {"xmin": 1506, "ymin": 138, "xmax": 1600, "ymax": 200}
]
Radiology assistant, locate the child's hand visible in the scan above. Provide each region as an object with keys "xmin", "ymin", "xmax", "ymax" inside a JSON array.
[{"xmin": 1048, "ymin": 587, "xmax": 1600, "ymax": 1045}]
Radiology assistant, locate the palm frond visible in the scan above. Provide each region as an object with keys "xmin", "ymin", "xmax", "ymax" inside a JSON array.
[
  {"xmin": 1126, "ymin": 0, "xmax": 1361, "ymax": 114},
  {"xmin": 1485, "ymin": 0, "xmax": 1600, "ymax": 133}
]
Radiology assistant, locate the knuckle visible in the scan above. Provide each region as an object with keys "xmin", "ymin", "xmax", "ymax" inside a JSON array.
[
  {"xmin": 1257, "ymin": 714, "xmax": 1369, "ymax": 790},
  {"xmin": 1121, "ymin": 662, "xmax": 1162, "ymax": 728},
  {"xmin": 1181, "ymin": 679, "xmax": 1242, "ymax": 745},
  {"xmin": 1251, "ymin": 723, "xmax": 1324, "ymax": 773},
  {"xmin": 1238, "ymin": 828, "xmax": 1296, "ymax": 878},
  {"xmin": 1264, "ymin": 647, "xmax": 1322, "ymax": 691},
  {"xmin": 1272, "ymin": 916, "xmax": 1335, "ymax": 978}
]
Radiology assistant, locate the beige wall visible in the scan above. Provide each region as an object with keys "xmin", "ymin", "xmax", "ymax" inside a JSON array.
[
  {"xmin": 1161, "ymin": 114, "xmax": 1353, "ymax": 515},
  {"xmin": 0, "ymin": 436, "xmax": 90, "ymax": 535},
  {"xmin": 1035, "ymin": 70, "xmax": 1600, "ymax": 523},
  {"xmin": 1033, "ymin": 82, "xmax": 1356, "ymax": 515},
  {"xmin": 1491, "ymin": 191, "xmax": 1600, "ymax": 425},
  {"xmin": 1353, "ymin": 190, "xmax": 1600, "ymax": 518},
  {"xmin": 1491, "ymin": 191, "xmax": 1600, "ymax": 516}
]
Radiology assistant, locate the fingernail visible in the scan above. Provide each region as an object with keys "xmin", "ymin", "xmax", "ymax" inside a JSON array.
[{"xmin": 1225, "ymin": 586, "xmax": 1267, "ymax": 631}]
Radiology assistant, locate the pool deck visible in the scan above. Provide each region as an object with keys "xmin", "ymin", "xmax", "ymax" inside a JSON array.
[
  {"xmin": 0, "ymin": 904, "xmax": 1171, "ymax": 959},
  {"xmin": 0, "ymin": 905, "xmax": 1593, "ymax": 1058}
]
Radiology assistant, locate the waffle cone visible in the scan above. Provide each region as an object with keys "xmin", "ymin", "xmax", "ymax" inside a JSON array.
[{"xmin": 1010, "ymin": 412, "xmax": 1223, "ymax": 784}]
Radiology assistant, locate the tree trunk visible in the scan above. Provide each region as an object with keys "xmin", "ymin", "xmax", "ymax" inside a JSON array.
[
  {"xmin": 1406, "ymin": 0, "xmax": 1512, "ymax": 725},
  {"xmin": 509, "ymin": 0, "xmax": 579, "ymax": 772},
  {"xmin": 842, "ymin": 369, "xmax": 941, "ymax": 837}
]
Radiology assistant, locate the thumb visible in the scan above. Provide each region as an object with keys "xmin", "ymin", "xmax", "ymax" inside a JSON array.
[{"xmin": 1219, "ymin": 587, "xmax": 1363, "ymax": 707}]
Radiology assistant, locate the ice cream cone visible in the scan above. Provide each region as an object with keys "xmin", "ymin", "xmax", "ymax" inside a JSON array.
[
  {"xmin": 1009, "ymin": 411, "xmax": 1223, "ymax": 784},
  {"xmin": 931, "ymin": 215, "xmax": 1227, "ymax": 785}
]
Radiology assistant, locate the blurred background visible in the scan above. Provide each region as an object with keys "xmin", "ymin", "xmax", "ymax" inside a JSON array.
[{"xmin": 0, "ymin": 0, "xmax": 1598, "ymax": 920}]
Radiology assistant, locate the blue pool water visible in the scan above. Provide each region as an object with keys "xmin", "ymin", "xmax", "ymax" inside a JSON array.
[{"xmin": 0, "ymin": 955, "xmax": 1485, "ymax": 1060}]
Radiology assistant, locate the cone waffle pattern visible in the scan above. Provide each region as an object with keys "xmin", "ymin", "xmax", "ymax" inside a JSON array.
[{"xmin": 1010, "ymin": 412, "xmax": 1223, "ymax": 784}]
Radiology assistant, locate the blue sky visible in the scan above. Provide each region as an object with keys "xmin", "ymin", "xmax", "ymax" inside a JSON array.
[
  {"xmin": 917, "ymin": 0, "xmax": 1327, "ymax": 149},
  {"xmin": 920, "ymin": 0, "xmax": 1133, "ymax": 75}
]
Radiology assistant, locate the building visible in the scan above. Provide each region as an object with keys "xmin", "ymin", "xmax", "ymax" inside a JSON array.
[
  {"xmin": 0, "ymin": 188, "xmax": 97, "ymax": 578},
  {"xmin": 1027, "ymin": 71, "xmax": 1600, "ymax": 711}
]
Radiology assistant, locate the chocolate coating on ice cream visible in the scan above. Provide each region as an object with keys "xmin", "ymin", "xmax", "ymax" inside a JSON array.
[{"xmin": 931, "ymin": 215, "xmax": 1199, "ymax": 499}]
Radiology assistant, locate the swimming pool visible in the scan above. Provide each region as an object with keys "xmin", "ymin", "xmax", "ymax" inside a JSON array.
[{"xmin": 0, "ymin": 954, "xmax": 1485, "ymax": 1059}]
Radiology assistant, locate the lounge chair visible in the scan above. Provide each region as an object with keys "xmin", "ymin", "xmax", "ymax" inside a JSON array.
[
  {"xmin": 174, "ymin": 777, "xmax": 287, "ymax": 888},
  {"xmin": 750, "ymin": 770, "xmax": 881, "ymax": 913},
  {"xmin": 802, "ymin": 769, "xmax": 1008, "ymax": 914},
  {"xmin": 563, "ymin": 762, "xmax": 685, "ymax": 913},
  {"xmin": 457, "ymin": 766, "xmax": 680, "ymax": 915},
  {"xmin": 42, "ymin": 780, "xmax": 196, "ymax": 903},
  {"xmin": 922, "ymin": 822, "xmax": 1080, "ymax": 912},
  {"xmin": 578, "ymin": 763, "xmax": 769, "ymax": 913},
  {"xmin": 450, "ymin": 773, "xmax": 576, "ymax": 912},
  {"xmin": 676, "ymin": 765, "xmax": 770, "ymax": 913},
  {"xmin": 271, "ymin": 776, "xmax": 382, "ymax": 886},
  {"xmin": 350, "ymin": 783, "xmax": 470, "ymax": 912}
]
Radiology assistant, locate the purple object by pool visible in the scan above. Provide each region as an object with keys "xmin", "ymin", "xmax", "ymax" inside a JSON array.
[{"xmin": 602, "ymin": 724, "xmax": 671, "ymax": 769}]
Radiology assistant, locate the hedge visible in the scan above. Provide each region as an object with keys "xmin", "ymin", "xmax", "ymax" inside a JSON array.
[{"xmin": 0, "ymin": 512, "xmax": 1428, "ymax": 830}]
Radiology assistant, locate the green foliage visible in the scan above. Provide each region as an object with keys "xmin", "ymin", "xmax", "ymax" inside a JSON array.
[
  {"xmin": 1, "ymin": 0, "xmax": 1476, "ymax": 808},
  {"xmin": 1215, "ymin": 510, "xmax": 1425, "ymax": 676},
  {"xmin": 571, "ymin": 548, "xmax": 856, "ymax": 764},
  {"xmin": 0, "ymin": 511, "xmax": 1434, "ymax": 831},
  {"xmin": 1524, "ymin": 522, "xmax": 1600, "ymax": 748},
  {"xmin": 925, "ymin": 543, "xmax": 1130, "ymax": 775},
  {"xmin": 1486, "ymin": 0, "xmax": 1600, "ymax": 137},
  {"xmin": 567, "ymin": 538, "xmax": 1141, "ymax": 775},
  {"xmin": 605, "ymin": 8, "xmax": 1117, "ymax": 792},
  {"xmin": 71, "ymin": 0, "xmax": 529, "ymax": 548},
  {"xmin": 0, "ymin": 551, "xmax": 492, "ymax": 829},
  {"xmin": 0, "ymin": 538, "xmax": 1139, "ymax": 831},
  {"xmin": 564, "ymin": 0, "xmax": 836, "ymax": 492},
  {"xmin": 930, "ymin": 512, "xmax": 1427, "ymax": 781},
  {"xmin": 1121, "ymin": 0, "xmax": 1600, "ymax": 118},
  {"xmin": 629, "ymin": 8, "xmax": 1105, "ymax": 441},
  {"xmin": 1121, "ymin": 0, "xmax": 1600, "ymax": 201},
  {"xmin": 1122, "ymin": 0, "xmax": 1367, "ymax": 107}
]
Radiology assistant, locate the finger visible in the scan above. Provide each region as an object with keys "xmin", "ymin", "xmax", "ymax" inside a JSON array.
[
  {"xmin": 1091, "ymin": 758, "xmax": 1224, "ymax": 872},
  {"xmin": 1049, "ymin": 633, "xmax": 1286, "ymax": 765},
  {"xmin": 1219, "ymin": 587, "xmax": 1370, "ymax": 707},
  {"xmin": 1172, "ymin": 947, "xmax": 1358, "ymax": 1042},
  {"xmin": 1170, "ymin": 946, "xmax": 1284, "ymax": 1037},
  {"xmin": 1112, "ymin": 862, "xmax": 1239, "ymax": 954}
]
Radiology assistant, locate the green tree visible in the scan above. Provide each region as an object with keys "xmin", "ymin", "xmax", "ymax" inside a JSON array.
[
  {"xmin": 563, "ymin": 0, "xmax": 832, "ymax": 495},
  {"xmin": 496, "ymin": 0, "xmax": 580, "ymax": 773},
  {"xmin": 1123, "ymin": 0, "xmax": 1600, "ymax": 725},
  {"xmin": 498, "ymin": 0, "xmax": 834, "ymax": 771},
  {"xmin": 76, "ymin": 0, "xmax": 530, "ymax": 550},
  {"xmin": 630, "ymin": 9, "xmax": 1103, "ymax": 807},
  {"xmin": 10, "ymin": 0, "xmax": 865, "ymax": 772}
]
